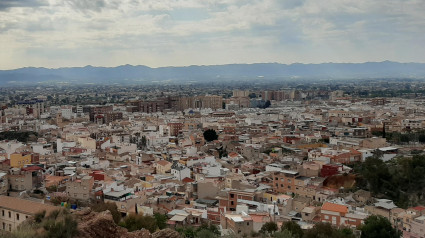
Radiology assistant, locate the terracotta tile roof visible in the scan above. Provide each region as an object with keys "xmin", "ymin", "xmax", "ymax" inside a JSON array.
[
  {"xmin": 0, "ymin": 196, "xmax": 59, "ymax": 215},
  {"xmin": 228, "ymin": 152, "xmax": 239, "ymax": 158},
  {"xmin": 412, "ymin": 206, "xmax": 425, "ymax": 211},
  {"xmin": 22, "ymin": 166, "xmax": 44, "ymax": 171},
  {"xmin": 322, "ymin": 202, "xmax": 348, "ymax": 214},
  {"xmin": 157, "ymin": 160, "xmax": 171, "ymax": 166},
  {"xmin": 182, "ymin": 177, "xmax": 195, "ymax": 183}
]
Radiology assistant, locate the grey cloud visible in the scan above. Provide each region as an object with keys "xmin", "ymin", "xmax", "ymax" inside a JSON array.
[
  {"xmin": 0, "ymin": 0, "xmax": 48, "ymax": 11},
  {"xmin": 65, "ymin": 0, "xmax": 106, "ymax": 12}
]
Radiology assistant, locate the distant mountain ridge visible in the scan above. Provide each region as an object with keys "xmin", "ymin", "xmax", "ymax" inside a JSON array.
[{"xmin": 1, "ymin": 61, "xmax": 424, "ymax": 85}]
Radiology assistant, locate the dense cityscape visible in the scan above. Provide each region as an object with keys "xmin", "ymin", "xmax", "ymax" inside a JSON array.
[
  {"xmin": 1, "ymin": 0, "xmax": 424, "ymax": 237},
  {"xmin": 0, "ymin": 80, "xmax": 425, "ymax": 237}
]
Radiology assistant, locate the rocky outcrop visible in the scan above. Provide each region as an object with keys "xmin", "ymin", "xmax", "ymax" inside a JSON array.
[
  {"xmin": 152, "ymin": 228, "xmax": 180, "ymax": 238},
  {"xmin": 74, "ymin": 208, "xmax": 179, "ymax": 238}
]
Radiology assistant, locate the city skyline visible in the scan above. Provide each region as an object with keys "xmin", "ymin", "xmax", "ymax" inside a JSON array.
[{"xmin": 1, "ymin": 0, "xmax": 425, "ymax": 69}]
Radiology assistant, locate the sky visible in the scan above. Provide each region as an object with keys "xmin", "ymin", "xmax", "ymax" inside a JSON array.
[{"xmin": 0, "ymin": 0, "xmax": 424, "ymax": 69}]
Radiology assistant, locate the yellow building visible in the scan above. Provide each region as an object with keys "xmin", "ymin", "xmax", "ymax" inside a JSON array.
[{"xmin": 10, "ymin": 153, "xmax": 32, "ymax": 168}]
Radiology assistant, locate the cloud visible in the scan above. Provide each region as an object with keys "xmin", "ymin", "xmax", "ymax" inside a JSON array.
[
  {"xmin": 65, "ymin": 0, "xmax": 106, "ymax": 12},
  {"xmin": 0, "ymin": 0, "xmax": 424, "ymax": 69},
  {"xmin": 0, "ymin": 0, "xmax": 48, "ymax": 11}
]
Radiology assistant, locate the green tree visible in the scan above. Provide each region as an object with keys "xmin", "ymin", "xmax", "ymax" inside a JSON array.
[
  {"xmin": 273, "ymin": 230, "xmax": 292, "ymax": 238},
  {"xmin": 263, "ymin": 100, "xmax": 271, "ymax": 109},
  {"xmin": 203, "ymin": 129, "xmax": 218, "ymax": 142},
  {"xmin": 360, "ymin": 215, "xmax": 401, "ymax": 238},
  {"xmin": 119, "ymin": 214, "xmax": 157, "ymax": 233},
  {"xmin": 281, "ymin": 221, "xmax": 303, "ymax": 238},
  {"xmin": 260, "ymin": 221, "xmax": 278, "ymax": 234},
  {"xmin": 303, "ymin": 223, "xmax": 354, "ymax": 238},
  {"xmin": 153, "ymin": 213, "xmax": 168, "ymax": 230},
  {"xmin": 196, "ymin": 229, "xmax": 218, "ymax": 238},
  {"xmin": 141, "ymin": 135, "xmax": 147, "ymax": 149}
]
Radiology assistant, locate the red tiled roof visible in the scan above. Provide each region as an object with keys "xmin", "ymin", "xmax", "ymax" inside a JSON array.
[
  {"xmin": 182, "ymin": 177, "xmax": 195, "ymax": 183},
  {"xmin": 322, "ymin": 202, "xmax": 348, "ymax": 213},
  {"xmin": 157, "ymin": 160, "xmax": 171, "ymax": 166},
  {"xmin": 412, "ymin": 206, "xmax": 425, "ymax": 211},
  {"xmin": 22, "ymin": 166, "xmax": 43, "ymax": 171}
]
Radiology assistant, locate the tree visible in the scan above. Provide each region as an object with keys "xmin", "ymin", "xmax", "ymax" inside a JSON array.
[
  {"xmin": 273, "ymin": 230, "xmax": 292, "ymax": 238},
  {"xmin": 260, "ymin": 221, "xmax": 278, "ymax": 234},
  {"xmin": 303, "ymin": 223, "xmax": 355, "ymax": 238},
  {"xmin": 153, "ymin": 213, "xmax": 167, "ymax": 230},
  {"xmin": 262, "ymin": 100, "xmax": 271, "ymax": 109},
  {"xmin": 281, "ymin": 221, "xmax": 303, "ymax": 238},
  {"xmin": 360, "ymin": 215, "xmax": 401, "ymax": 238},
  {"xmin": 119, "ymin": 214, "xmax": 157, "ymax": 233},
  {"xmin": 141, "ymin": 135, "xmax": 147, "ymax": 149},
  {"xmin": 196, "ymin": 229, "xmax": 218, "ymax": 238},
  {"xmin": 203, "ymin": 129, "xmax": 218, "ymax": 142}
]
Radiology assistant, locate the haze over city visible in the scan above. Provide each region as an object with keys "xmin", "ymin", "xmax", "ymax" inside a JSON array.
[{"xmin": 1, "ymin": 0, "xmax": 425, "ymax": 69}]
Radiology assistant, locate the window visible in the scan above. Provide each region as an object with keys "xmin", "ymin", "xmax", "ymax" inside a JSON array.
[
  {"xmin": 16, "ymin": 214, "xmax": 19, "ymax": 220},
  {"xmin": 231, "ymin": 201, "xmax": 234, "ymax": 205},
  {"xmin": 230, "ymin": 193, "xmax": 234, "ymax": 198},
  {"xmin": 8, "ymin": 212, "xmax": 11, "ymax": 218},
  {"xmin": 2, "ymin": 210, "xmax": 4, "ymax": 216},
  {"xmin": 280, "ymin": 184, "xmax": 283, "ymax": 187},
  {"xmin": 325, "ymin": 215, "xmax": 329, "ymax": 219}
]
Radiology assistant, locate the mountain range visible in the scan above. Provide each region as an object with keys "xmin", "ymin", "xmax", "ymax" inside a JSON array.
[{"xmin": 0, "ymin": 61, "xmax": 424, "ymax": 86}]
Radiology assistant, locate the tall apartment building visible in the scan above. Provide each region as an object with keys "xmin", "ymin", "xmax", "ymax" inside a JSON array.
[
  {"xmin": 126, "ymin": 97, "xmax": 179, "ymax": 113},
  {"xmin": 17, "ymin": 99, "xmax": 46, "ymax": 118},
  {"xmin": 179, "ymin": 95, "xmax": 223, "ymax": 110},
  {"xmin": 233, "ymin": 90, "xmax": 250, "ymax": 97},
  {"xmin": 83, "ymin": 105, "xmax": 113, "ymax": 121},
  {"xmin": 261, "ymin": 90, "xmax": 295, "ymax": 101}
]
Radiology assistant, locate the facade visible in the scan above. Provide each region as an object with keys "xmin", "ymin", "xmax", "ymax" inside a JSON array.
[
  {"xmin": 0, "ymin": 196, "xmax": 58, "ymax": 231},
  {"xmin": 219, "ymin": 190, "xmax": 254, "ymax": 211},
  {"xmin": 66, "ymin": 176, "xmax": 94, "ymax": 201},
  {"xmin": 10, "ymin": 152, "xmax": 38, "ymax": 168},
  {"xmin": 155, "ymin": 160, "xmax": 172, "ymax": 174}
]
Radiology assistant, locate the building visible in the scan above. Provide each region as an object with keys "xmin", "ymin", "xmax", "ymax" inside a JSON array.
[
  {"xmin": 320, "ymin": 202, "xmax": 348, "ymax": 225},
  {"xmin": 171, "ymin": 163, "xmax": 191, "ymax": 181},
  {"xmin": 272, "ymin": 170, "xmax": 309, "ymax": 194},
  {"xmin": 83, "ymin": 105, "xmax": 113, "ymax": 121},
  {"xmin": 0, "ymin": 196, "xmax": 58, "ymax": 231},
  {"xmin": 10, "ymin": 152, "xmax": 39, "ymax": 168},
  {"xmin": 66, "ymin": 176, "xmax": 94, "ymax": 201},
  {"xmin": 155, "ymin": 160, "xmax": 172, "ymax": 175},
  {"xmin": 218, "ymin": 190, "xmax": 254, "ymax": 211},
  {"xmin": 168, "ymin": 123, "xmax": 183, "ymax": 137}
]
